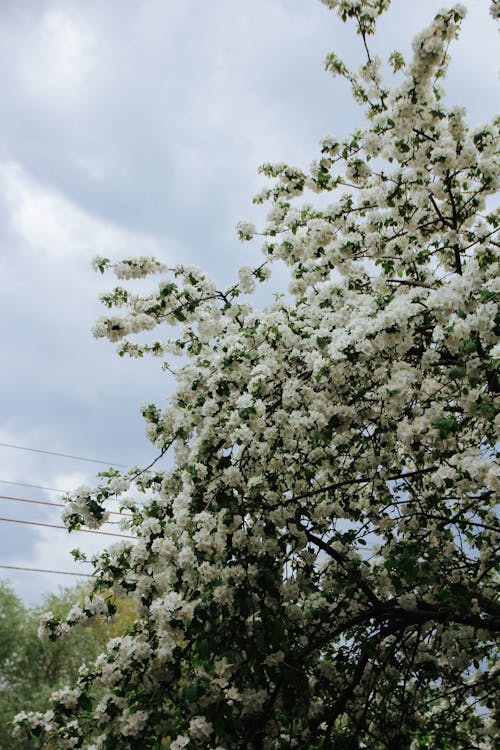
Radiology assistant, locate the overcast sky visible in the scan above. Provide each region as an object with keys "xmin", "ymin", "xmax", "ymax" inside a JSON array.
[{"xmin": 0, "ymin": 0, "xmax": 497, "ymax": 605}]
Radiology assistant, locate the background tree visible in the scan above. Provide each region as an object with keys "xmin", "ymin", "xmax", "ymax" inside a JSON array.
[
  {"xmin": 0, "ymin": 581, "xmax": 29, "ymax": 750},
  {"xmin": 1, "ymin": 581, "xmax": 134, "ymax": 749},
  {"xmin": 14, "ymin": 1, "xmax": 499, "ymax": 748},
  {"xmin": 1, "ymin": 582, "xmax": 102, "ymax": 749}
]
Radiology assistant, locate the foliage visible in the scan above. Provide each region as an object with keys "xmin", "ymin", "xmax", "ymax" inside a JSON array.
[
  {"xmin": 14, "ymin": 1, "xmax": 499, "ymax": 748},
  {"xmin": 0, "ymin": 581, "xmax": 121, "ymax": 749}
]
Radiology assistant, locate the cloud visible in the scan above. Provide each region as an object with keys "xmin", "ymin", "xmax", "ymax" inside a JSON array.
[{"xmin": 0, "ymin": 161, "xmax": 164, "ymax": 263}]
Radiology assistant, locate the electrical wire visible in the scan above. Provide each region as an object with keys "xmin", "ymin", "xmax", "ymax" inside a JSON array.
[
  {"xmin": 0, "ymin": 564, "xmax": 91, "ymax": 578},
  {"xmin": 0, "ymin": 493, "xmax": 64, "ymax": 508},
  {"xmin": 0, "ymin": 494, "xmax": 132, "ymax": 517},
  {"xmin": 0, "ymin": 479, "xmax": 67, "ymax": 493},
  {"xmin": 0, "ymin": 441, "xmax": 127, "ymax": 468},
  {"xmin": 0, "ymin": 516, "xmax": 134, "ymax": 539}
]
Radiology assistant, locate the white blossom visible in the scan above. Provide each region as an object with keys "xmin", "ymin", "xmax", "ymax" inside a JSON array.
[{"xmin": 14, "ymin": 2, "xmax": 500, "ymax": 749}]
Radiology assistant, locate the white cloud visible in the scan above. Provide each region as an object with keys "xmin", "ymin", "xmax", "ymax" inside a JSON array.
[
  {"xmin": 1, "ymin": 5, "xmax": 99, "ymax": 114},
  {"xmin": 0, "ymin": 161, "xmax": 165, "ymax": 263}
]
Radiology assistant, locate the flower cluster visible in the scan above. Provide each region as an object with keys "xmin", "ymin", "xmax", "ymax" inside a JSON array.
[
  {"xmin": 92, "ymin": 255, "xmax": 166, "ymax": 279},
  {"xmin": 14, "ymin": 2, "xmax": 499, "ymax": 749}
]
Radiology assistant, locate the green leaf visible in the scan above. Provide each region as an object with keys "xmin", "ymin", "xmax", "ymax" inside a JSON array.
[
  {"xmin": 433, "ymin": 417, "xmax": 459, "ymax": 438},
  {"xmin": 449, "ymin": 366, "xmax": 467, "ymax": 379}
]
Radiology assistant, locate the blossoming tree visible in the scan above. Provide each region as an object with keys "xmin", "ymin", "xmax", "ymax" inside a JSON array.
[{"xmin": 15, "ymin": 1, "xmax": 499, "ymax": 748}]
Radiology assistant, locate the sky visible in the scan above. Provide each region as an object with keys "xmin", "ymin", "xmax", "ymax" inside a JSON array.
[{"xmin": 0, "ymin": 0, "xmax": 498, "ymax": 605}]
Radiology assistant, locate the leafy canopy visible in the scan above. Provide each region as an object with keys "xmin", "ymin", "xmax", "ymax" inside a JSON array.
[
  {"xmin": 15, "ymin": 1, "xmax": 499, "ymax": 748},
  {"xmin": 0, "ymin": 582, "xmax": 130, "ymax": 750}
]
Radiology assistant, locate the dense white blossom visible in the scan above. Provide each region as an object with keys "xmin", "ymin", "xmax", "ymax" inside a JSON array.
[{"xmin": 14, "ymin": 2, "xmax": 499, "ymax": 749}]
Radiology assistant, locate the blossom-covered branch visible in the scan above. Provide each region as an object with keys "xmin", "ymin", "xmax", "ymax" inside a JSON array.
[{"xmin": 14, "ymin": 2, "xmax": 499, "ymax": 749}]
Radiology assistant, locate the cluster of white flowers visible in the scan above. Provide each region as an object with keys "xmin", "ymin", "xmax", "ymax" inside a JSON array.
[
  {"xmin": 50, "ymin": 687, "xmax": 82, "ymax": 711},
  {"xmin": 113, "ymin": 256, "xmax": 166, "ymax": 279},
  {"xmin": 12, "ymin": 710, "xmax": 55, "ymax": 739},
  {"xmin": 14, "ymin": 1, "xmax": 500, "ymax": 748},
  {"xmin": 38, "ymin": 611, "xmax": 71, "ymax": 640},
  {"xmin": 237, "ymin": 265, "xmax": 256, "ymax": 294},
  {"xmin": 235, "ymin": 220, "xmax": 256, "ymax": 241},
  {"xmin": 61, "ymin": 485, "xmax": 111, "ymax": 529},
  {"xmin": 119, "ymin": 709, "xmax": 150, "ymax": 737},
  {"xmin": 91, "ymin": 255, "xmax": 166, "ymax": 279}
]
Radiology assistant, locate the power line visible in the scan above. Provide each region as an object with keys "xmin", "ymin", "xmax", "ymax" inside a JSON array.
[
  {"xmin": 0, "ymin": 516, "xmax": 134, "ymax": 539},
  {"xmin": 0, "ymin": 494, "xmax": 132, "ymax": 518},
  {"xmin": 0, "ymin": 442, "xmax": 127, "ymax": 468},
  {"xmin": 0, "ymin": 564, "xmax": 91, "ymax": 578},
  {"xmin": 0, "ymin": 480, "xmax": 140, "ymax": 507},
  {"xmin": 0, "ymin": 494, "xmax": 64, "ymax": 508},
  {"xmin": 0, "ymin": 479, "xmax": 67, "ymax": 493}
]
